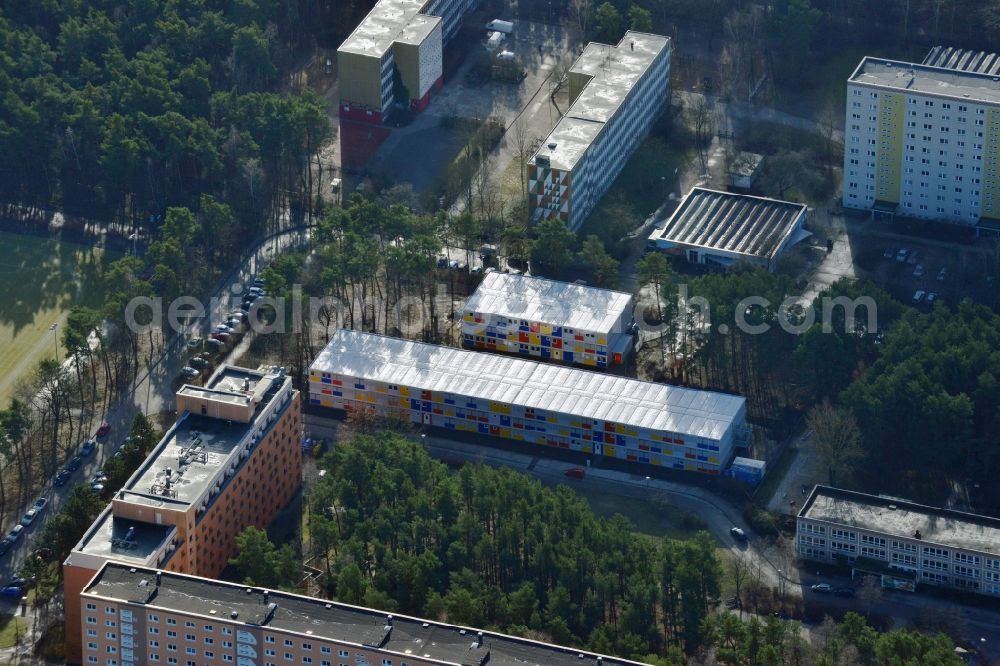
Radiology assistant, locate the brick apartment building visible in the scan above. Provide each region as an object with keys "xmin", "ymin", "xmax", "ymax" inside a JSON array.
[
  {"xmin": 64, "ymin": 365, "xmax": 301, "ymax": 664},
  {"xmin": 80, "ymin": 562, "xmax": 648, "ymax": 666}
]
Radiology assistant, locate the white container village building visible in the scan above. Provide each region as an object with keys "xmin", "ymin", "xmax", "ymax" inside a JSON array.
[
  {"xmin": 461, "ymin": 272, "xmax": 636, "ymax": 368},
  {"xmin": 309, "ymin": 330, "xmax": 748, "ymax": 474}
]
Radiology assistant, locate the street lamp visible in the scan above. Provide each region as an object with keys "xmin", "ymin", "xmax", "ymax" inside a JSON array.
[{"xmin": 49, "ymin": 323, "xmax": 59, "ymax": 359}]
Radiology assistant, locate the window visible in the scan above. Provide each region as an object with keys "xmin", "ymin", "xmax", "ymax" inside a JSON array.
[
  {"xmin": 87, "ymin": 604, "xmax": 97, "ymax": 611},
  {"xmin": 861, "ymin": 535, "xmax": 886, "ymax": 547},
  {"xmin": 923, "ymin": 546, "xmax": 949, "ymax": 559}
]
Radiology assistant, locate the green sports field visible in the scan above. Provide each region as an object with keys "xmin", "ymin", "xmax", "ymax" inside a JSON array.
[{"xmin": 0, "ymin": 231, "xmax": 116, "ymax": 407}]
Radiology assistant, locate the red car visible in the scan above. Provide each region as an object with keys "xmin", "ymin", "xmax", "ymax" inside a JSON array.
[
  {"xmin": 96, "ymin": 421, "xmax": 111, "ymax": 438},
  {"xmin": 564, "ymin": 467, "xmax": 586, "ymax": 479}
]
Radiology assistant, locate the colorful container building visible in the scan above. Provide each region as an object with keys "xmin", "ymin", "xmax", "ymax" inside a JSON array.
[
  {"xmin": 309, "ymin": 330, "xmax": 748, "ymax": 474},
  {"xmin": 461, "ymin": 272, "xmax": 635, "ymax": 368},
  {"xmin": 337, "ymin": 0, "xmax": 480, "ymax": 124}
]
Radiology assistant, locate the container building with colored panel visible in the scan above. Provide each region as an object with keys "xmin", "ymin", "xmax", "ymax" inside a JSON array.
[
  {"xmin": 461, "ymin": 272, "xmax": 635, "ymax": 368},
  {"xmin": 842, "ymin": 55, "xmax": 1000, "ymax": 231},
  {"xmin": 81, "ymin": 561, "xmax": 652, "ymax": 666},
  {"xmin": 798, "ymin": 485, "xmax": 1000, "ymax": 598},
  {"xmin": 309, "ymin": 330, "xmax": 748, "ymax": 474},
  {"xmin": 62, "ymin": 365, "xmax": 302, "ymax": 664},
  {"xmin": 528, "ymin": 31, "xmax": 671, "ymax": 231},
  {"xmin": 337, "ymin": 0, "xmax": 479, "ymax": 123}
]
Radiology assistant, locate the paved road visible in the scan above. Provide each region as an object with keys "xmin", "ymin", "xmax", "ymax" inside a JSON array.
[{"xmin": 0, "ymin": 226, "xmax": 311, "ymax": 584}]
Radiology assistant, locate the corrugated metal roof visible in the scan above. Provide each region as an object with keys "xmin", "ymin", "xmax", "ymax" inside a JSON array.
[
  {"xmin": 312, "ymin": 330, "xmax": 744, "ymax": 441},
  {"xmin": 924, "ymin": 46, "xmax": 1000, "ymax": 76},
  {"xmin": 650, "ymin": 188, "xmax": 806, "ymax": 260},
  {"xmin": 463, "ymin": 272, "xmax": 633, "ymax": 333}
]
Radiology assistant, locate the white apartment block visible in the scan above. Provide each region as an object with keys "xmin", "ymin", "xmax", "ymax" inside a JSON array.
[
  {"xmin": 528, "ymin": 31, "xmax": 671, "ymax": 232},
  {"xmin": 842, "ymin": 56, "xmax": 1000, "ymax": 229},
  {"xmin": 797, "ymin": 486, "xmax": 1000, "ymax": 597},
  {"xmin": 461, "ymin": 272, "xmax": 635, "ymax": 368}
]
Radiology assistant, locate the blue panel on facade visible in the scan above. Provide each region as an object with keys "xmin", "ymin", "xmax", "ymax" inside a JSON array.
[
  {"xmin": 541, "ymin": 349, "xmax": 550, "ymax": 358},
  {"xmin": 422, "ymin": 401, "xmax": 432, "ymax": 412},
  {"xmin": 564, "ymin": 352, "xmax": 574, "ymax": 362},
  {"xmin": 673, "ymin": 463, "xmax": 684, "ymax": 469},
  {"xmin": 445, "ymin": 398, "xmax": 455, "ymax": 405},
  {"xmin": 519, "ymin": 325, "xmax": 529, "ymax": 332},
  {"xmin": 616, "ymin": 435, "xmax": 626, "ymax": 445},
  {"xmin": 310, "ymin": 398, "xmax": 321, "ymax": 405},
  {"xmin": 478, "ymin": 423, "xmax": 489, "ymax": 434},
  {"xmin": 500, "ymin": 415, "xmax": 511, "ymax": 426},
  {"xmin": 445, "ymin": 422, "xmax": 455, "ymax": 429},
  {"xmin": 553, "ymin": 327, "xmax": 562, "ymax": 336},
  {"xmin": 333, "ymin": 390, "xmax": 342, "ymax": 397},
  {"xmin": 410, "ymin": 399, "xmax": 420, "ymax": 410},
  {"xmin": 466, "ymin": 402, "xmax": 477, "ymax": 409},
  {"xmin": 321, "ymin": 377, "xmax": 332, "ymax": 384},
  {"xmin": 541, "ymin": 336, "xmax": 550, "ymax": 346}
]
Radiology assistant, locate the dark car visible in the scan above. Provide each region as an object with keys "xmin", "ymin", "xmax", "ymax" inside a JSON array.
[
  {"xmin": 0, "ymin": 540, "xmax": 10, "ymax": 557},
  {"xmin": 54, "ymin": 470, "xmax": 71, "ymax": 486},
  {"xmin": 96, "ymin": 421, "xmax": 111, "ymax": 437},
  {"xmin": 189, "ymin": 357, "xmax": 209, "ymax": 369},
  {"xmin": 80, "ymin": 438, "xmax": 96, "ymax": 456},
  {"xmin": 210, "ymin": 332, "xmax": 231, "ymax": 342},
  {"xmin": 564, "ymin": 467, "xmax": 586, "ymax": 479},
  {"xmin": 32, "ymin": 547, "xmax": 52, "ymax": 561},
  {"xmin": 6, "ymin": 577, "xmax": 26, "ymax": 589},
  {"xmin": 833, "ymin": 587, "xmax": 856, "ymax": 598},
  {"xmin": 67, "ymin": 455, "xmax": 83, "ymax": 472},
  {"xmin": 0, "ymin": 586, "xmax": 23, "ymax": 598},
  {"xmin": 810, "ymin": 583, "xmax": 833, "ymax": 593},
  {"xmin": 32, "ymin": 497, "xmax": 47, "ymax": 513}
]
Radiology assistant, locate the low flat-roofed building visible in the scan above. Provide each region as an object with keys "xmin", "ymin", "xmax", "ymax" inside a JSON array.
[
  {"xmin": 923, "ymin": 45, "xmax": 1000, "ymax": 75},
  {"xmin": 82, "ymin": 561, "xmax": 650, "ymax": 666},
  {"xmin": 647, "ymin": 187, "xmax": 809, "ymax": 271},
  {"xmin": 528, "ymin": 31, "xmax": 671, "ymax": 231},
  {"xmin": 309, "ymin": 330, "xmax": 747, "ymax": 474},
  {"xmin": 461, "ymin": 272, "xmax": 635, "ymax": 368},
  {"xmin": 797, "ymin": 485, "xmax": 1000, "ymax": 597},
  {"xmin": 63, "ymin": 365, "xmax": 302, "ymax": 663},
  {"xmin": 727, "ymin": 152, "xmax": 763, "ymax": 190}
]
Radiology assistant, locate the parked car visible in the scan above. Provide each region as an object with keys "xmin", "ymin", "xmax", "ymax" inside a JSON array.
[
  {"xmin": 730, "ymin": 527, "xmax": 747, "ymax": 541},
  {"xmin": 810, "ymin": 583, "xmax": 833, "ymax": 593},
  {"xmin": 180, "ymin": 367, "xmax": 200, "ymax": 380},
  {"xmin": 20, "ymin": 509, "xmax": 38, "ymax": 527},
  {"xmin": 67, "ymin": 455, "xmax": 83, "ymax": 472},
  {"xmin": 80, "ymin": 438, "xmax": 96, "ymax": 456},
  {"xmin": 896, "ymin": 248, "xmax": 908, "ymax": 262},
  {"xmin": 186, "ymin": 337, "xmax": 202, "ymax": 350},
  {"xmin": 564, "ymin": 467, "xmax": 586, "ymax": 479},
  {"xmin": 214, "ymin": 324, "xmax": 234, "ymax": 334},
  {"xmin": 54, "ymin": 470, "xmax": 71, "ymax": 486},
  {"xmin": 32, "ymin": 547, "xmax": 52, "ymax": 561},
  {"xmin": 7, "ymin": 525, "xmax": 24, "ymax": 543},
  {"xmin": 437, "ymin": 256, "xmax": 448, "ymax": 269},
  {"xmin": 32, "ymin": 497, "xmax": 47, "ymax": 514},
  {"xmin": 90, "ymin": 481, "xmax": 105, "ymax": 494},
  {"xmin": 912, "ymin": 290, "xmax": 926, "ymax": 304},
  {"xmin": 96, "ymin": 421, "xmax": 111, "ymax": 437},
  {"xmin": 6, "ymin": 577, "xmax": 27, "ymax": 589},
  {"xmin": 937, "ymin": 267, "xmax": 947, "ymax": 281},
  {"xmin": 926, "ymin": 292, "xmax": 937, "ymax": 305},
  {"xmin": 882, "ymin": 247, "xmax": 894, "ymax": 259},
  {"xmin": 907, "ymin": 251, "xmax": 919, "ymax": 265},
  {"xmin": 252, "ymin": 277, "xmax": 266, "ymax": 288},
  {"xmin": 92, "ymin": 472, "xmax": 108, "ymax": 484},
  {"xmin": 0, "ymin": 586, "xmax": 23, "ymax": 598},
  {"xmin": 244, "ymin": 292, "xmax": 261, "ymax": 303},
  {"xmin": 913, "ymin": 264, "xmax": 925, "ymax": 278},
  {"xmin": 189, "ymin": 357, "xmax": 209, "ymax": 369},
  {"xmin": 210, "ymin": 331, "xmax": 231, "ymax": 342},
  {"xmin": 0, "ymin": 540, "xmax": 11, "ymax": 557},
  {"xmin": 448, "ymin": 259, "xmax": 459, "ymax": 270},
  {"xmin": 833, "ymin": 587, "xmax": 856, "ymax": 598}
]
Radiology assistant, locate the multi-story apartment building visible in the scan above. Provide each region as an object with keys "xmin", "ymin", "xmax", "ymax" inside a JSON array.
[
  {"xmin": 461, "ymin": 272, "xmax": 635, "ymax": 368},
  {"xmin": 81, "ymin": 562, "xmax": 648, "ymax": 666},
  {"xmin": 528, "ymin": 31, "xmax": 671, "ymax": 231},
  {"xmin": 64, "ymin": 365, "xmax": 302, "ymax": 663},
  {"xmin": 797, "ymin": 486, "xmax": 1000, "ymax": 597},
  {"xmin": 309, "ymin": 330, "xmax": 748, "ymax": 474},
  {"xmin": 337, "ymin": 0, "xmax": 479, "ymax": 124},
  {"xmin": 841, "ymin": 56, "xmax": 1000, "ymax": 229}
]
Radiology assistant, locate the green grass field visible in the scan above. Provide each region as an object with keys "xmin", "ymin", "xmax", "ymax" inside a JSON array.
[{"xmin": 0, "ymin": 231, "xmax": 115, "ymax": 407}]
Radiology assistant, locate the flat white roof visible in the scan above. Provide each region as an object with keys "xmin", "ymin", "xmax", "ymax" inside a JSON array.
[
  {"xmin": 802, "ymin": 486, "xmax": 1000, "ymax": 555},
  {"xmin": 312, "ymin": 330, "xmax": 745, "ymax": 441},
  {"xmin": 339, "ymin": 0, "xmax": 440, "ymax": 57},
  {"xmin": 463, "ymin": 272, "xmax": 633, "ymax": 333},
  {"xmin": 849, "ymin": 56, "xmax": 1000, "ymax": 105},
  {"xmin": 530, "ymin": 31, "xmax": 670, "ymax": 171}
]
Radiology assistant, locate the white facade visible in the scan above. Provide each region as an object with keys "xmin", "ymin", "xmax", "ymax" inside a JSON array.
[
  {"xmin": 528, "ymin": 32, "xmax": 671, "ymax": 231},
  {"xmin": 842, "ymin": 57, "xmax": 1000, "ymax": 225},
  {"xmin": 797, "ymin": 486, "xmax": 1000, "ymax": 597}
]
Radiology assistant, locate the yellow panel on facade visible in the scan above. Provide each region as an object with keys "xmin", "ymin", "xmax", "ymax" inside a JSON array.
[
  {"xmin": 463, "ymin": 315, "xmax": 474, "ymax": 322},
  {"xmin": 309, "ymin": 374, "xmax": 320, "ymax": 382},
  {"xmin": 651, "ymin": 457, "xmax": 661, "ymax": 466},
  {"xmin": 529, "ymin": 333, "xmax": 541, "ymax": 345},
  {"xmin": 540, "ymin": 323, "xmax": 552, "ymax": 335},
  {"xmin": 615, "ymin": 424, "xmax": 625, "ymax": 434},
  {"xmin": 375, "ymin": 386, "xmax": 386, "ymax": 393},
  {"xmin": 581, "ymin": 445, "xmax": 591, "ymax": 453},
  {"xmin": 596, "ymin": 337, "xmax": 607, "ymax": 345},
  {"xmin": 321, "ymin": 398, "xmax": 333, "ymax": 407},
  {"xmin": 605, "ymin": 445, "xmax": 616, "ymax": 458},
  {"xmin": 574, "ymin": 343, "xmax": 583, "ymax": 351},
  {"xmin": 709, "ymin": 457, "xmax": 719, "ymax": 464},
  {"xmin": 500, "ymin": 428, "xmax": 511, "ymax": 438},
  {"xmin": 875, "ymin": 92, "xmax": 905, "ymax": 203},
  {"xmin": 399, "ymin": 387, "xmax": 410, "ymax": 397}
]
